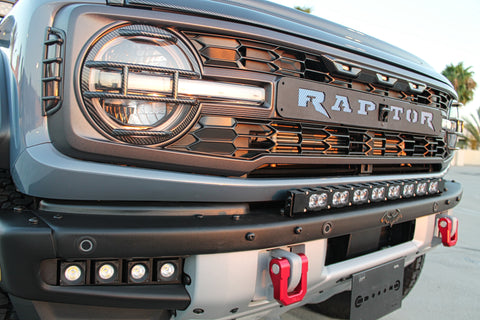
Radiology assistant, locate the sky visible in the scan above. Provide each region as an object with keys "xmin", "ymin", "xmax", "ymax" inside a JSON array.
[{"xmin": 268, "ymin": 0, "xmax": 480, "ymax": 118}]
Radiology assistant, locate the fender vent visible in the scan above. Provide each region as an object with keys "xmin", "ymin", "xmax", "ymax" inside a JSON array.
[{"xmin": 42, "ymin": 27, "xmax": 65, "ymax": 116}]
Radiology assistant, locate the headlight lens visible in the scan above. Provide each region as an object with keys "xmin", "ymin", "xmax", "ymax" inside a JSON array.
[{"xmin": 80, "ymin": 24, "xmax": 201, "ymax": 145}]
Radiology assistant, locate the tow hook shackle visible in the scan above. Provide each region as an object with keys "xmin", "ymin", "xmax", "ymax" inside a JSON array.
[
  {"xmin": 438, "ymin": 216, "xmax": 458, "ymax": 247},
  {"xmin": 269, "ymin": 249, "xmax": 308, "ymax": 306}
]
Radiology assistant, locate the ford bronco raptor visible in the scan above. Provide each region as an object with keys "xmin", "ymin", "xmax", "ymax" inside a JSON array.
[{"xmin": 0, "ymin": 1, "xmax": 463, "ymax": 319}]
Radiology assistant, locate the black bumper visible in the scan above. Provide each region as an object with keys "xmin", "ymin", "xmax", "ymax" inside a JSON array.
[{"xmin": 0, "ymin": 180, "xmax": 462, "ymax": 309}]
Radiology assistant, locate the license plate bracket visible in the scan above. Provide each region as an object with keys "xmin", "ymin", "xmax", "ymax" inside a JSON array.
[{"xmin": 350, "ymin": 258, "xmax": 405, "ymax": 320}]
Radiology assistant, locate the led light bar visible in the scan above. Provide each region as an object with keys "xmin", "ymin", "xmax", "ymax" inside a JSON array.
[
  {"xmin": 96, "ymin": 71, "xmax": 266, "ymax": 105},
  {"xmin": 285, "ymin": 178, "xmax": 444, "ymax": 216}
]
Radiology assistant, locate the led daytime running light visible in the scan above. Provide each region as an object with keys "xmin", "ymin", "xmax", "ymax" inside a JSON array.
[{"xmin": 96, "ymin": 71, "xmax": 265, "ymax": 104}]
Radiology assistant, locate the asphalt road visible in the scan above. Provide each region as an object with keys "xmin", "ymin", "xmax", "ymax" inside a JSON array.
[{"xmin": 282, "ymin": 165, "xmax": 480, "ymax": 320}]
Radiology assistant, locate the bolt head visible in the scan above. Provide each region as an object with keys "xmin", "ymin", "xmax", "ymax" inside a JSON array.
[{"xmin": 271, "ymin": 263, "xmax": 280, "ymax": 275}]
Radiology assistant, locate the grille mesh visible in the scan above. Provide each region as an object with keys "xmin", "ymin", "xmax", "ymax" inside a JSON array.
[
  {"xmin": 186, "ymin": 32, "xmax": 453, "ymax": 111},
  {"xmin": 168, "ymin": 116, "xmax": 448, "ymax": 160}
]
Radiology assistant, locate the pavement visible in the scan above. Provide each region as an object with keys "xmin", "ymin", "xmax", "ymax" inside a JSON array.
[{"xmin": 281, "ymin": 165, "xmax": 480, "ymax": 320}]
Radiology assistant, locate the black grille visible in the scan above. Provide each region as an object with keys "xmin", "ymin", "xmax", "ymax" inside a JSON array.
[
  {"xmin": 168, "ymin": 116, "xmax": 448, "ymax": 160},
  {"xmin": 186, "ymin": 32, "xmax": 453, "ymax": 111}
]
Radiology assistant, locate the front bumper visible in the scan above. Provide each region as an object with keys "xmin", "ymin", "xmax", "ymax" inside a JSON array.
[{"xmin": 0, "ymin": 180, "xmax": 461, "ymax": 319}]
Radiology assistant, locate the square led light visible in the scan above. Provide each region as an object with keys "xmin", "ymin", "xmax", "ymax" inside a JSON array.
[
  {"xmin": 416, "ymin": 182, "xmax": 428, "ymax": 195},
  {"xmin": 371, "ymin": 185, "xmax": 386, "ymax": 202},
  {"xmin": 60, "ymin": 262, "xmax": 86, "ymax": 286},
  {"xmin": 308, "ymin": 192, "xmax": 328, "ymax": 209},
  {"xmin": 353, "ymin": 188, "xmax": 369, "ymax": 204},
  {"xmin": 156, "ymin": 259, "xmax": 182, "ymax": 284},
  {"xmin": 429, "ymin": 180, "xmax": 440, "ymax": 194},
  {"xmin": 372, "ymin": 187, "xmax": 385, "ymax": 201},
  {"xmin": 128, "ymin": 260, "xmax": 150, "ymax": 284},
  {"xmin": 95, "ymin": 261, "xmax": 120, "ymax": 284},
  {"xmin": 388, "ymin": 184, "xmax": 402, "ymax": 199},
  {"xmin": 403, "ymin": 183, "xmax": 415, "ymax": 198},
  {"xmin": 332, "ymin": 188, "xmax": 350, "ymax": 207}
]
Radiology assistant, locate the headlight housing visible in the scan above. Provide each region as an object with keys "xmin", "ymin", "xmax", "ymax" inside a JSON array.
[{"xmin": 80, "ymin": 24, "xmax": 201, "ymax": 145}]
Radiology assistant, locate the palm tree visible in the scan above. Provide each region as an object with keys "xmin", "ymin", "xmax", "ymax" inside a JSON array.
[
  {"xmin": 441, "ymin": 62, "xmax": 477, "ymax": 105},
  {"xmin": 462, "ymin": 107, "xmax": 480, "ymax": 149},
  {"xmin": 294, "ymin": 6, "xmax": 312, "ymax": 13}
]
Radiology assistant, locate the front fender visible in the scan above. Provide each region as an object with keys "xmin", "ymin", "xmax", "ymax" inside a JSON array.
[{"xmin": 0, "ymin": 50, "xmax": 11, "ymax": 169}]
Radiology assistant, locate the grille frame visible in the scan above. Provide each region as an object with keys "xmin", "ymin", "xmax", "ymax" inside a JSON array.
[{"xmin": 49, "ymin": 7, "xmax": 457, "ymax": 180}]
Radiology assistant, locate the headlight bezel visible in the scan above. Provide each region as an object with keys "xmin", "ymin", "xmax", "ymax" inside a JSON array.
[{"xmin": 79, "ymin": 24, "xmax": 202, "ymax": 146}]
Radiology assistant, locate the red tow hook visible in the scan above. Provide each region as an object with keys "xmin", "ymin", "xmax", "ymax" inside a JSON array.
[
  {"xmin": 438, "ymin": 216, "xmax": 458, "ymax": 247},
  {"xmin": 269, "ymin": 252, "xmax": 308, "ymax": 306}
]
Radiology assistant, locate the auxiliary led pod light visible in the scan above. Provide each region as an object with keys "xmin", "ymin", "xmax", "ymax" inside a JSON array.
[
  {"xmin": 285, "ymin": 178, "xmax": 444, "ymax": 216},
  {"xmin": 59, "ymin": 258, "xmax": 183, "ymax": 286}
]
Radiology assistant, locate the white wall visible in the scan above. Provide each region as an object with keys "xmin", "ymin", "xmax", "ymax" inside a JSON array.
[{"xmin": 451, "ymin": 149, "xmax": 480, "ymax": 166}]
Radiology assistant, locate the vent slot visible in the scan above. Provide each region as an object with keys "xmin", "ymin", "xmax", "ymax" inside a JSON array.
[
  {"xmin": 42, "ymin": 27, "xmax": 65, "ymax": 116},
  {"xmin": 167, "ymin": 116, "xmax": 450, "ymax": 160}
]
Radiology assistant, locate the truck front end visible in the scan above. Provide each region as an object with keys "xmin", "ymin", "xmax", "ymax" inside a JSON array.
[{"xmin": 0, "ymin": 1, "xmax": 462, "ymax": 319}]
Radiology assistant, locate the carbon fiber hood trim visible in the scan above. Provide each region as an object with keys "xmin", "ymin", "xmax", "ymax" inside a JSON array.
[{"xmin": 120, "ymin": 0, "xmax": 452, "ymax": 87}]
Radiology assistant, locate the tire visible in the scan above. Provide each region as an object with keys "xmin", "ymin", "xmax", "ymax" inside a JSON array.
[
  {"xmin": 0, "ymin": 170, "xmax": 33, "ymax": 209},
  {"xmin": 0, "ymin": 170, "xmax": 30, "ymax": 320},
  {"xmin": 308, "ymin": 255, "xmax": 425, "ymax": 319},
  {"xmin": 0, "ymin": 291, "xmax": 17, "ymax": 320}
]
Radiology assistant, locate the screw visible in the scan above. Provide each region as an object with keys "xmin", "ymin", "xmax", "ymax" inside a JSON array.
[
  {"xmin": 245, "ymin": 232, "xmax": 256, "ymax": 241},
  {"xmin": 195, "ymin": 214, "xmax": 204, "ymax": 219},
  {"xmin": 394, "ymin": 280, "xmax": 401, "ymax": 291},
  {"xmin": 355, "ymin": 296, "xmax": 364, "ymax": 308},
  {"xmin": 28, "ymin": 217, "xmax": 39, "ymax": 225},
  {"xmin": 294, "ymin": 226, "xmax": 303, "ymax": 234},
  {"xmin": 445, "ymin": 200, "xmax": 451, "ymax": 205},
  {"xmin": 456, "ymin": 196, "xmax": 461, "ymax": 202},
  {"xmin": 13, "ymin": 206, "xmax": 24, "ymax": 213},
  {"xmin": 193, "ymin": 308, "xmax": 204, "ymax": 314},
  {"xmin": 53, "ymin": 214, "xmax": 63, "ymax": 220},
  {"xmin": 271, "ymin": 263, "xmax": 280, "ymax": 275},
  {"xmin": 232, "ymin": 215, "xmax": 240, "ymax": 221}
]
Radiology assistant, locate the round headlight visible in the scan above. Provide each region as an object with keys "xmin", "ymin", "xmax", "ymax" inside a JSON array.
[{"xmin": 80, "ymin": 24, "xmax": 201, "ymax": 145}]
